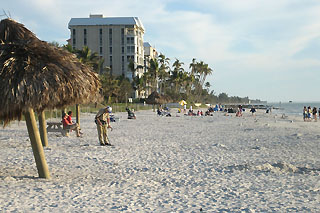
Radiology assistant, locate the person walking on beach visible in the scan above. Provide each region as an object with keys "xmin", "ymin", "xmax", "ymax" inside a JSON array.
[
  {"xmin": 312, "ymin": 107, "xmax": 317, "ymax": 121},
  {"xmin": 303, "ymin": 106, "xmax": 307, "ymax": 121},
  {"xmin": 95, "ymin": 106, "xmax": 112, "ymax": 146},
  {"xmin": 307, "ymin": 106, "xmax": 312, "ymax": 121}
]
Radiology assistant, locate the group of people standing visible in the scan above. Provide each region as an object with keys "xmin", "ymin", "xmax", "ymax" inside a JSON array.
[{"xmin": 303, "ymin": 106, "xmax": 319, "ymax": 121}]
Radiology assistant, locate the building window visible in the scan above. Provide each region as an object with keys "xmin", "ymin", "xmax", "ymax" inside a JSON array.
[
  {"xmin": 127, "ymin": 37, "xmax": 134, "ymax": 44},
  {"xmin": 109, "ymin": 56, "xmax": 112, "ymax": 66},
  {"xmin": 127, "ymin": 46, "xmax": 135, "ymax": 54},
  {"xmin": 72, "ymin": 29, "xmax": 76, "ymax": 47},
  {"xmin": 122, "ymin": 46, "xmax": 124, "ymax": 54},
  {"xmin": 99, "ymin": 28, "xmax": 103, "ymax": 46},
  {"xmin": 109, "ymin": 47, "xmax": 112, "ymax": 55},
  {"xmin": 122, "ymin": 56, "xmax": 125, "ymax": 72},
  {"xmin": 84, "ymin": 29, "xmax": 87, "ymax": 46},
  {"xmin": 109, "ymin": 29, "xmax": 112, "ymax": 46},
  {"xmin": 127, "ymin": 46, "xmax": 135, "ymax": 53},
  {"xmin": 127, "ymin": 55, "xmax": 134, "ymax": 61},
  {"xmin": 100, "ymin": 47, "xmax": 103, "ymax": 54},
  {"xmin": 121, "ymin": 28, "xmax": 124, "ymax": 45}
]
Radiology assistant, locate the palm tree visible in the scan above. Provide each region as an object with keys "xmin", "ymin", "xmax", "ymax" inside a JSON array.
[
  {"xmin": 128, "ymin": 59, "xmax": 146, "ymax": 97},
  {"xmin": 202, "ymin": 63, "xmax": 213, "ymax": 87},
  {"xmin": 158, "ymin": 53, "xmax": 170, "ymax": 94},
  {"xmin": 128, "ymin": 59, "xmax": 135, "ymax": 80},
  {"xmin": 171, "ymin": 59, "xmax": 184, "ymax": 93},
  {"xmin": 205, "ymin": 81, "xmax": 211, "ymax": 92},
  {"xmin": 100, "ymin": 73, "xmax": 120, "ymax": 103},
  {"xmin": 63, "ymin": 44, "xmax": 75, "ymax": 53},
  {"xmin": 149, "ymin": 58, "xmax": 160, "ymax": 92},
  {"xmin": 75, "ymin": 46, "xmax": 100, "ymax": 72},
  {"xmin": 189, "ymin": 58, "xmax": 197, "ymax": 75}
]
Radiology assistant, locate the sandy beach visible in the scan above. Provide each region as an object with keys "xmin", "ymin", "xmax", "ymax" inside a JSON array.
[{"xmin": 0, "ymin": 109, "xmax": 319, "ymax": 212}]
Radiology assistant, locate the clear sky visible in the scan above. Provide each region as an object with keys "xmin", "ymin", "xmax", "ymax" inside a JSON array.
[{"xmin": 2, "ymin": 0, "xmax": 320, "ymax": 102}]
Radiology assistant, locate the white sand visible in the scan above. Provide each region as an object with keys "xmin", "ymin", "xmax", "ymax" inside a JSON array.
[{"xmin": 0, "ymin": 109, "xmax": 319, "ymax": 212}]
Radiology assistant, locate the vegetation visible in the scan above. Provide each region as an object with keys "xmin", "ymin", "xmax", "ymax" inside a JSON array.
[{"xmin": 58, "ymin": 43, "xmax": 251, "ymax": 105}]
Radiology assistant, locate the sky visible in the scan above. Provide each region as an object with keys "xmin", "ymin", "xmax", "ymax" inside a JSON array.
[{"xmin": 2, "ymin": 0, "xmax": 320, "ymax": 102}]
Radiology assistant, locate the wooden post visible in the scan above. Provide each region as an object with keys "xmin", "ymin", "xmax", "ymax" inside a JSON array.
[
  {"xmin": 24, "ymin": 108, "xmax": 50, "ymax": 179},
  {"xmin": 38, "ymin": 111, "xmax": 48, "ymax": 147},
  {"xmin": 61, "ymin": 109, "xmax": 66, "ymax": 118},
  {"xmin": 76, "ymin": 104, "xmax": 80, "ymax": 126}
]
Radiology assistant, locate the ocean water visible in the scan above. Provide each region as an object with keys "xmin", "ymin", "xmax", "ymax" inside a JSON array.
[{"xmin": 270, "ymin": 102, "xmax": 320, "ymax": 116}]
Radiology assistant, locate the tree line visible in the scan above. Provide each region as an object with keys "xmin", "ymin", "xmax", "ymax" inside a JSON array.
[{"xmin": 52, "ymin": 42, "xmax": 251, "ymax": 105}]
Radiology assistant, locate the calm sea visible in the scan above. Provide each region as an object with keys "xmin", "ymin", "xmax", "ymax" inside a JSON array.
[{"xmin": 270, "ymin": 102, "xmax": 320, "ymax": 116}]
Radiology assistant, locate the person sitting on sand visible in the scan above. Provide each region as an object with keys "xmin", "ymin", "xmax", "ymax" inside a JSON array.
[
  {"xmin": 157, "ymin": 107, "xmax": 165, "ymax": 116},
  {"xmin": 236, "ymin": 105, "xmax": 243, "ymax": 117},
  {"xmin": 62, "ymin": 112, "xmax": 82, "ymax": 137},
  {"xmin": 126, "ymin": 107, "xmax": 136, "ymax": 119},
  {"xmin": 188, "ymin": 109, "xmax": 196, "ymax": 116},
  {"xmin": 250, "ymin": 106, "xmax": 256, "ymax": 116},
  {"xmin": 67, "ymin": 111, "xmax": 74, "ymax": 124}
]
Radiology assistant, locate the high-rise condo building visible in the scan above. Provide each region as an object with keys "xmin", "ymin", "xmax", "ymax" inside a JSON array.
[{"xmin": 68, "ymin": 14, "xmax": 145, "ymax": 81}]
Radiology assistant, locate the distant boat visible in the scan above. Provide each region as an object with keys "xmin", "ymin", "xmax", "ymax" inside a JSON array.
[{"xmin": 289, "ymin": 101, "xmax": 293, "ymax": 103}]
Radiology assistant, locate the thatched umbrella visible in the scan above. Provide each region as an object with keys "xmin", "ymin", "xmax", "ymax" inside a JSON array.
[
  {"xmin": 0, "ymin": 18, "xmax": 101, "ymax": 178},
  {"xmin": 146, "ymin": 91, "xmax": 170, "ymax": 111}
]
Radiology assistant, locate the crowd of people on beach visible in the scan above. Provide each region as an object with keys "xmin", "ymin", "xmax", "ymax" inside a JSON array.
[
  {"xmin": 303, "ymin": 106, "xmax": 319, "ymax": 122},
  {"xmin": 62, "ymin": 103, "xmax": 320, "ymax": 146}
]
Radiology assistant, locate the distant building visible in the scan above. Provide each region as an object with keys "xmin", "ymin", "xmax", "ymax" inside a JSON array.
[
  {"xmin": 142, "ymin": 42, "xmax": 158, "ymax": 98},
  {"xmin": 68, "ymin": 14, "xmax": 145, "ymax": 81}
]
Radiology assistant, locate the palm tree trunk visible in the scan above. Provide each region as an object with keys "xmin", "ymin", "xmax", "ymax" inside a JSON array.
[{"xmin": 24, "ymin": 108, "xmax": 50, "ymax": 179}]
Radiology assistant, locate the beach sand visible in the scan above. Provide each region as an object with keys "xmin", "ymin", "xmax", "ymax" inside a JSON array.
[{"xmin": 0, "ymin": 109, "xmax": 319, "ymax": 212}]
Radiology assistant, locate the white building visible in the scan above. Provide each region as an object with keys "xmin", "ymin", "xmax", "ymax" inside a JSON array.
[
  {"xmin": 68, "ymin": 14, "xmax": 145, "ymax": 80},
  {"xmin": 143, "ymin": 42, "xmax": 158, "ymax": 98}
]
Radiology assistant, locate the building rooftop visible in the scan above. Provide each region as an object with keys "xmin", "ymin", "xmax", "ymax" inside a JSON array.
[
  {"xmin": 68, "ymin": 16, "xmax": 144, "ymax": 31},
  {"xmin": 143, "ymin": 42, "xmax": 152, "ymax": 47}
]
